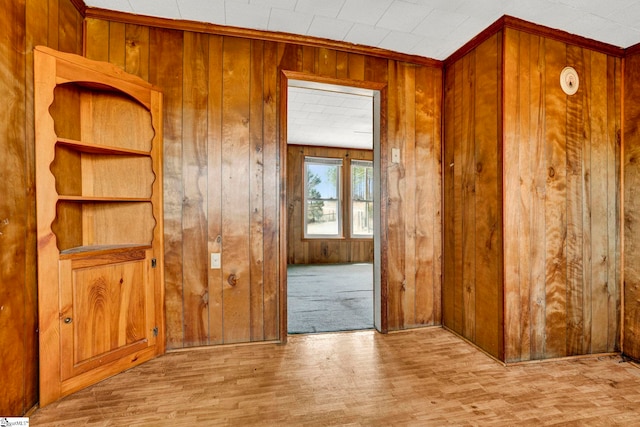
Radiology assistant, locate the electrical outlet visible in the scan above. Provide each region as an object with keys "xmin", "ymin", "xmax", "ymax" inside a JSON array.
[
  {"xmin": 211, "ymin": 253, "xmax": 221, "ymax": 269},
  {"xmin": 392, "ymin": 148, "xmax": 400, "ymax": 163}
]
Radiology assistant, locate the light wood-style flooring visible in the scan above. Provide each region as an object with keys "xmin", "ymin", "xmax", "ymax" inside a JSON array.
[{"xmin": 31, "ymin": 327, "xmax": 640, "ymax": 426}]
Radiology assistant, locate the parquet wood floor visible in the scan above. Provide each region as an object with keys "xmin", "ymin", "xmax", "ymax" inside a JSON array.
[{"xmin": 30, "ymin": 327, "xmax": 640, "ymax": 426}]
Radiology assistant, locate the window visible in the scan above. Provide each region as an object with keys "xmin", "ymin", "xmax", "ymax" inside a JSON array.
[
  {"xmin": 304, "ymin": 157, "xmax": 342, "ymax": 238},
  {"xmin": 351, "ymin": 160, "xmax": 374, "ymax": 237}
]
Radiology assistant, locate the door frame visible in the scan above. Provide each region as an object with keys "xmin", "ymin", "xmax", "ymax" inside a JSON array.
[{"xmin": 278, "ymin": 71, "xmax": 388, "ymax": 341}]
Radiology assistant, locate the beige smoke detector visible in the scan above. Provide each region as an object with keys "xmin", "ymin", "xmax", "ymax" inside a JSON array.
[{"xmin": 560, "ymin": 66, "xmax": 579, "ymax": 95}]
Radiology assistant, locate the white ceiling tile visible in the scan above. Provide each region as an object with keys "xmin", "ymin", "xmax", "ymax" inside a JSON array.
[
  {"xmin": 307, "ymin": 16, "xmax": 354, "ymax": 41},
  {"xmin": 455, "ymin": 0, "xmax": 505, "ymax": 19},
  {"xmin": 338, "ymin": 0, "xmax": 393, "ymax": 26},
  {"xmin": 607, "ymin": 1, "xmax": 640, "ymax": 29},
  {"xmin": 226, "ymin": 1, "xmax": 271, "ymax": 30},
  {"xmin": 558, "ymin": 0, "xmax": 636, "ymax": 18},
  {"xmin": 591, "ymin": 24, "xmax": 640, "ymax": 47},
  {"xmin": 378, "ymin": 31, "xmax": 423, "ymax": 54},
  {"xmin": 451, "ymin": 15, "xmax": 497, "ymax": 44},
  {"xmin": 268, "ymin": 8, "xmax": 314, "ymax": 34},
  {"xmin": 344, "ymin": 23, "xmax": 390, "ymax": 46},
  {"xmin": 561, "ymin": 13, "xmax": 614, "ymax": 40},
  {"xmin": 250, "ymin": 0, "xmax": 296, "ymax": 9},
  {"xmin": 128, "ymin": 0, "xmax": 181, "ymax": 18},
  {"xmin": 410, "ymin": 0, "xmax": 468, "ymax": 13},
  {"xmin": 295, "ymin": 0, "xmax": 347, "ymax": 19},
  {"xmin": 177, "ymin": 0, "xmax": 225, "ymax": 23},
  {"xmin": 503, "ymin": 0, "xmax": 556, "ymax": 23},
  {"xmin": 413, "ymin": 9, "xmax": 469, "ymax": 39},
  {"xmin": 376, "ymin": 1, "xmax": 433, "ymax": 32},
  {"xmin": 410, "ymin": 37, "xmax": 446, "ymax": 58}
]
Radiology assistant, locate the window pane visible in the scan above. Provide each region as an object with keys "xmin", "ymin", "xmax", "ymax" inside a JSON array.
[
  {"xmin": 304, "ymin": 157, "xmax": 342, "ymax": 237},
  {"xmin": 351, "ymin": 161, "xmax": 373, "ymax": 237},
  {"xmin": 306, "ymin": 199, "xmax": 339, "ymax": 236},
  {"xmin": 306, "ymin": 164, "xmax": 338, "ymax": 199}
]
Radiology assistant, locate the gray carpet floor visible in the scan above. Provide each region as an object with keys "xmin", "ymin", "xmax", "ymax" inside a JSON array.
[{"xmin": 287, "ymin": 263, "xmax": 374, "ymax": 334}]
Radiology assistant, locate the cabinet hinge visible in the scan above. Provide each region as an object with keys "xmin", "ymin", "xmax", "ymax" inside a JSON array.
[
  {"xmin": 151, "ymin": 258, "xmax": 157, "ymax": 268},
  {"xmin": 153, "ymin": 327, "xmax": 159, "ymax": 337}
]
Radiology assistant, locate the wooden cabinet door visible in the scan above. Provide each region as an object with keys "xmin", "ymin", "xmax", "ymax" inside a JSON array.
[{"xmin": 58, "ymin": 250, "xmax": 158, "ymax": 384}]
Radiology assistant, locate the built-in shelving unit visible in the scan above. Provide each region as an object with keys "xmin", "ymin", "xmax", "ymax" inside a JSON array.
[{"xmin": 34, "ymin": 46, "xmax": 165, "ymax": 407}]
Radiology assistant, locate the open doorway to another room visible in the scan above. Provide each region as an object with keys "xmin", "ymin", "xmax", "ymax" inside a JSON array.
[{"xmin": 285, "ymin": 78, "xmax": 380, "ymax": 334}]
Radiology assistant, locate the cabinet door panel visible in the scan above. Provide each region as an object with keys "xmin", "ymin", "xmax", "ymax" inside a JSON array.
[{"xmin": 60, "ymin": 253, "xmax": 154, "ymax": 381}]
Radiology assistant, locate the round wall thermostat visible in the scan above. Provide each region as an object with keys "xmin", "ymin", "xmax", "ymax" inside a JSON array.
[{"xmin": 560, "ymin": 66, "xmax": 579, "ymax": 95}]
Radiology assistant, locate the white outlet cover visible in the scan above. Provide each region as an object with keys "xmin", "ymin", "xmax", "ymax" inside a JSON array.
[{"xmin": 560, "ymin": 66, "xmax": 579, "ymax": 95}]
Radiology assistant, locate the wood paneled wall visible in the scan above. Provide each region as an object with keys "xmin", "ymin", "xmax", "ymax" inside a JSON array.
[
  {"xmin": 84, "ymin": 18, "xmax": 443, "ymax": 347},
  {"xmin": 503, "ymin": 28, "xmax": 621, "ymax": 362},
  {"xmin": 443, "ymin": 33, "xmax": 504, "ymax": 359},
  {"xmin": 444, "ymin": 25, "xmax": 621, "ymax": 363},
  {"xmin": 0, "ymin": 0, "xmax": 83, "ymax": 416},
  {"xmin": 287, "ymin": 145, "xmax": 374, "ymax": 265},
  {"xmin": 624, "ymin": 50, "xmax": 640, "ymax": 361}
]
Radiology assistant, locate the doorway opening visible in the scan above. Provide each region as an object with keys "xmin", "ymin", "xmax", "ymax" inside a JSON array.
[{"xmin": 282, "ymin": 75, "xmax": 383, "ymax": 335}]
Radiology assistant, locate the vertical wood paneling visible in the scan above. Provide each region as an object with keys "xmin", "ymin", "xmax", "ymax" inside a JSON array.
[
  {"xmin": 86, "ymin": 22, "xmax": 442, "ymax": 348},
  {"xmin": 148, "ymin": 28, "xmax": 184, "ymax": 348},
  {"xmin": 590, "ymin": 51, "xmax": 611, "ymax": 354},
  {"xmin": 125, "ymin": 24, "xmax": 149, "ymax": 80},
  {"xmin": 222, "ymin": 37, "xmax": 252, "ymax": 343},
  {"xmin": 1, "ymin": 0, "xmax": 28, "ymax": 415},
  {"xmin": 108, "ymin": 22, "xmax": 125, "ymax": 68},
  {"xmin": 262, "ymin": 40, "xmax": 279, "ymax": 341},
  {"xmin": 25, "ymin": 0, "xmax": 52, "ymax": 412},
  {"xmin": 386, "ymin": 60, "xmax": 404, "ymax": 330},
  {"xmin": 461, "ymin": 51, "xmax": 476, "ymax": 341},
  {"xmin": 58, "ymin": 0, "xmax": 82, "ymax": 53},
  {"xmin": 503, "ymin": 28, "xmax": 522, "ymax": 361},
  {"xmin": 182, "ymin": 31, "xmax": 209, "ymax": 346},
  {"xmin": 502, "ymin": 28, "xmax": 621, "ymax": 362},
  {"xmin": 249, "ymin": 40, "xmax": 265, "ymax": 341},
  {"xmin": 528, "ymin": 34, "xmax": 548, "ymax": 360},
  {"xmin": 48, "ymin": 0, "xmax": 59, "ymax": 49},
  {"xmin": 565, "ymin": 45, "xmax": 585, "ymax": 356},
  {"xmin": 473, "ymin": 33, "xmax": 502, "ymax": 358},
  {"xmin": 207, "ymin": 35, "xmax": 223, "ymax": 345},
  {"xmin": 84, "ymin": 19, "xmax": 109, "ymax": 61},
  {"xmin": 402, "ymin": 62, "xmax": 417, "ymax": 326},
  {"xmin": 443, "ymin": 65, "xmax": 455, "ymax": 329},
  {"xmin": 624, "ymin": 52, "xmax": 640, "ymax": 360},
  {"xmin": 443, "ymin": 33, "xmax": 503, "ymax": 359},
  {"xmin": 608, "ymin": 55, "xmax": 621, "ymax": 353},
  {"xmin": 415, "ymin": 65, "xmax": 442, "ymax": 324},
  {"xmin": 1, "ymin": 0, "xmax": 82, "ymax": 415},
  {"xmin": 543, "ymin": 38, "xmax": 568, "ymax": 359},
  {"xmin": 452, "ymin": 59, "xmax": 464, "ymax": 333}
]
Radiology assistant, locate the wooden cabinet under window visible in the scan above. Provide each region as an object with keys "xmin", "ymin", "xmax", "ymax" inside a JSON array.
[{"xmin": 34, "ymin": 46, "xmax": 165, "ymax": 406}]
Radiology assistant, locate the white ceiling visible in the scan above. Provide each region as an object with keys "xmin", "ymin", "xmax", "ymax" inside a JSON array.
[
  {"xmin": 84, "ymin": 0, "xmax": 640, "ymax": 148},
  {"xmin": 288, "ymin": 81, "xmax": 374, "ymax": 150}
]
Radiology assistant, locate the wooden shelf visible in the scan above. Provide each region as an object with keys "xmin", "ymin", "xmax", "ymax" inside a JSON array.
[
  {"xmin": 58, "ymin": 195, "xmax": 152, "ymax": 202},
  {"xmin": 59, "ymin": 244, "xmax": 152, "ymax": 259},
  {"xmin": 57, "ymin": 138, "xmax": 151, "ymax": 156}
]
